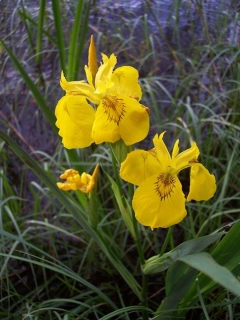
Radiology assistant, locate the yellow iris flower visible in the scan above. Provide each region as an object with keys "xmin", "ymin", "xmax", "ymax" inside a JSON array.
[
  {"xmin": 55, "ymin": 37, "xmax": 150, "ymax": 149},
  {"xmin": 120, "ymin": 132, "xmax": 216, "ymax": 229},
  {"xmin": 57, "ymin": 165, "xmax": 99, "ymax": 194}
]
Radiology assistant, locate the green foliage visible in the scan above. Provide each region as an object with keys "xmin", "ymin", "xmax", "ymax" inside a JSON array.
[{"xmin": 1, "ymin": 0, "xmax": 240, "ymax": 319}]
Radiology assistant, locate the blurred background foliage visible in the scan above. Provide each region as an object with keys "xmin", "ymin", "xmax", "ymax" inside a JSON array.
[{"xmin": 0, "ymin": 0, "xmax": 240, "ymax": 319}]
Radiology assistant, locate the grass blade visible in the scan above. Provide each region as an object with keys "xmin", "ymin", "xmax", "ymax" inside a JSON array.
[
  {"xmin": 0, "ymin": 39, "xmax": 56, "ymax": 132},
  {"xmin": 36, "ymin": 0, "xmax": 46, "ymax": 66},
  {"xmin": 51, "ymin": 0, "xmax": 66, "ymax": 73},
  {"xmin": 67, "ymin": 0, "xmax": 88, "ymax": 80},
  {"xmin": 0, "ymin": 129, "xmax": 142, "ymax": 301}
]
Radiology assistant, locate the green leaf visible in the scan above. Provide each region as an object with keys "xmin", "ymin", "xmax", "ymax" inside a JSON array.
[
  {"xmin": 157, "ymin": 221, "xmax": 240, "ymax": 319},
  {"xmin": 155, "ymin": 262, "xmax": 198, "ymax": 319},
  {"xmin": 51, "ymin": 0, "xmax": 66, "ymax": 73},
  {"xmin": 179, "ymin": 252, "xmax": 240, "ymax": 297},
  {"xmin": 36, "ymin": 0, "xmax": 46, "ymax": 65},
  {"xmin": 142, "ymin": 232, "xmax": 223, "ymax": 274},
  {"xmin": 107, "ymin": 174, "xmax": 136, "ymax": 239},
  {"xmin": 183, "ymin": 219, "xmax": 240, "ymax": 302},
  {"xmin": 67, "ymin": 0, "xmax": 89, "ymax": 80}
]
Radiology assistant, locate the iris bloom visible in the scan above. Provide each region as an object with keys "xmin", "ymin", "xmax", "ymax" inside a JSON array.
[
  {"xmin": 120, "ymin": 132, "xmax": 216, "ymax": 229},
  {"xmin": 55, "ymin": 36, "xmax": 150, "ymax": 149},
  {"xmin": 57, "ymin": 165, "xmax": 99, "ymax": 194}
]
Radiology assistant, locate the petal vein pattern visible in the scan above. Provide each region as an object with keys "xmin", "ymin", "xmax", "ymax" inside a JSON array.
[
  {"xmin": 55, "ymin": 38, "xmax": 150, "ymax": 148},
  {"xmin": 120, "ymin": 132, "xmax": 216, "ymax": 229}
]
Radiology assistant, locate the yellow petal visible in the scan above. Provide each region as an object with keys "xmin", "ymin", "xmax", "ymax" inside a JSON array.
[
  {"xmin": 175, "ymin": 141, "xmax": 200, "ymax": 173},
  {"xmin": 95, "ymin": 53, "xmax": 117, "ymax": 90},
  {"xmin": 153, "ymin": 132, "xmax": 172, "ymax": 167},
  {"xmin": 172, "ymin": 139, "xmax": 179, "ymax": 159},
  {"xmin": 84, "ymin": 65, "xmax": 94, "ymax": 87},
  {"xmin": 111, "ymin": 66, "xmax": 142, "ymax": 100},
  {"xmin": 120, "ymin": 150, "xmax": 160, "ymax": 186},
  {"xmin": 60, "ymin": 71, "xmax": 85, "ymax": 92},
  {"xmin": 57, "ymin": 165, "xmax": 99, "ymax": 193},
  {"xmin": 132, "ymin": 173, "xmax": 187, "ymax": 229},
  {"xmin": 92, "ymin": 100, "xmax": 121, "ymax": 144},
  {"xmin": 94, "ymin": 78, "xmax": 114, "ymax": 95},
  {"xmin": 118, "ymin": 95, "xmax": 150, "ymax": 145},
  {"xmin": 187, "ymin": 164, "xmax": 216, "ymax": 201},
  {"xmin": 57, "ymin": 169, "xmax": 85, "ymax": 191},
  {"xmin": 92, "ymin": 93, "xmax": 149, "ymax": 145},
  {"xmin": 88, "ymin": 35, "xmax": 98, "ymax": 78},
  {"xmin": 55, "ymin": 95, "xmax": 95, "ymax": 149},
  {"xmin": 60, "ymin": 71, "xmax": 99, "ymax": 104}
]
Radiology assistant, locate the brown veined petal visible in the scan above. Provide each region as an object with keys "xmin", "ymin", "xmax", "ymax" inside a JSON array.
[
  {"xmin": 55, "ymin": 95, "xmax": 95, "ymax": 149},
  {"xmin": 111, "ymin": 66, "xmax": 142, "ymax": 100},
  {"xmin": 132, "ymin": 173, "xmax": 187, "ymax": 229},
  {"xmin": 93, "ymin": 94, "xmax": 149, "ymax": 145},
  {"xmin": 187, "ymin": 163, "xmax": 216, "ymax": 201},
  {"xmin": 120, "ymin": 149, "xmax": 160, "ymax": 186},
  {"xmin": 92, "ymin": 98, "xmax": 121, "ymax": 144},
  {"xmin": 118, "ymin": 95, "xmax": 150, "ymax": 145}
]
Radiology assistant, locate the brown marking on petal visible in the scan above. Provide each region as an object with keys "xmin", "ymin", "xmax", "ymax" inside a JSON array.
[
  {"xmin": 141, "ymin": 104, "xmax": 150, "ymax": 114},
  {"xmin": 130, "ymin": 94, "xmax": 140, "ymax": 101},
  {"xmin": 102, "ymin": 95, "xmax": 126, "ymax": 125},
  {"xmin": 189, "ymin": 158, "xmax": 199, "ymax": 163},
  {"xmin": 154, "ymin": 172, "xmax": 176, "ymax": 200},
  {"xmin": 148, "ymin": 147, "xmax": 157, "ymax": 158},
  {"xmin": 115, "ymin": 70, "xmax": 125, "ymax": 81}
]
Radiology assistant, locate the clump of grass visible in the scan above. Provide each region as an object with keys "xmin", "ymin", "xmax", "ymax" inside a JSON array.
[{"xmin": 1, "ymin": 0, "xmax": 240, "ymax": 319}]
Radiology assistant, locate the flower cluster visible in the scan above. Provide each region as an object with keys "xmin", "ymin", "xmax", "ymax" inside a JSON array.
[
  {"xmin": 56, "ymin": 36, "xmax": 216, "ymax": 230},
  {"xmin": 55, "ymin": 36, "xmax": 150, "ymax": 149},
  {"xmin": 120, "ymin": 132, "xmax": 216, "ymax": 229}
]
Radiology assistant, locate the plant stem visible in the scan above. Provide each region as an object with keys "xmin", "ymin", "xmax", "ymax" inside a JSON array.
[
  {"xmin": 159, "ymin": 226, "xmax": 174, "ymax": 257},
  {"xmin": 110, "ymin": 145, "xmax": 149, "ymax": 319},
  {"xmin": 128, "ymin": 183, "xmax": 149, "ymax": 320}
]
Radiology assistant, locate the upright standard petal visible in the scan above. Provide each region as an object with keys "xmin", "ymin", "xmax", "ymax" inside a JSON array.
[
  {"xmin": 132, "ymin": 173, "xmax": 187, "ymax": 229},
  {"xmin": 111, "ymin": 66, "xmax": 142, "ymax": 100},
  {"xmin": 153, "ymin": 132, "xmax": 172, "ymax": 167},
  {"xmin": 175, "ymin": 142, "xmax": 200, "ymax": 173},
  {"xmin": 95, "ymin": 53, "xmax": 117, "ymax": 90},
  {"xmin": 120, "ymin": 150, "xmax": 160, "ymax": 186},
  {"xmin": 187, "ymin": 164, "xmax": 216, "ymax": 201},
  {"xmin": 55, "ymin": 95, "xmax": 95, "ymax": 149}
]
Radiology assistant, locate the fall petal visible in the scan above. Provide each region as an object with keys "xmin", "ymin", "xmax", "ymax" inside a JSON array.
[
  {"xmin": 55, "ymin": 95, "xmax": 95, "ymax": 149},
  {"xmin": 187, "ymin": 164, "xmax": 216, "ymax": 201},
  {"xmin": 120, "ymin": 150, "xmax": 160, "ymax": 186},
  {"xmin": 92, "ymin": 100, "xmax": 121, "ymax": 144},
  {"xmin": 118, "ymin": 95, "xmax": 150, "ymax": 145},
  {"xmin": 133, "ymin": 173, "xmax": 187, "ymax": 229}
]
